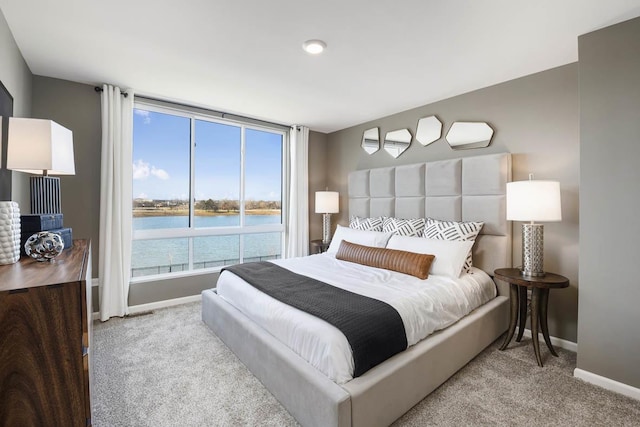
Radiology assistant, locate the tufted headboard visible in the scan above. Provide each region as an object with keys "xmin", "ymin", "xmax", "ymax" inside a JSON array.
[{"xmin": 348, "ymin": 153, "xmax": 512, "ymax": 275}]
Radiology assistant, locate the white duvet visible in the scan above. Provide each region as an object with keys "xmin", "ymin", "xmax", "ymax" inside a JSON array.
[{"xmin": 216, "ymin": 253, "xmax": 496, "ymax": 384}]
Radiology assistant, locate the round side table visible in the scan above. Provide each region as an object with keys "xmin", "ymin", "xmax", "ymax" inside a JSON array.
[{"xmin": 494, "ymin": 268, "xmax": 569, "ymax": 367}]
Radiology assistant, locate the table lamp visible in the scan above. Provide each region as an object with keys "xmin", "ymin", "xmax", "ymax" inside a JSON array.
[
  {"xmin": 506, "ymin": 174, "xmax": 561, "ymax": 277},
  {"xmin": 315, "ymin": 191, "xmax": 339, "ymax": 244},
  {"xmin": 7, "ymin": 118, "xmax": 75, "ymax": 214}
]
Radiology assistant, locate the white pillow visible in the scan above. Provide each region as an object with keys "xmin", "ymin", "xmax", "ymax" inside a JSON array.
[
  {"xmin": 327, "ymin": 225, "xmax": 393, "ymax": 254},
  {"xmin": 386, "ymin": 235, "xmax": 474, "ymax": 278}
]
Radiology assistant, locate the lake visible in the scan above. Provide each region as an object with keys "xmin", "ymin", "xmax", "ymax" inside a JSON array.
[{"xmin": 131, "ymin": 214, "xmax": 282, "ymax": 277}]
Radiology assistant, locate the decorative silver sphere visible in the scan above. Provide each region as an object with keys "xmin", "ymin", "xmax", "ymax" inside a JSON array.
[{"xmin": 25, "ymin": 231, "xmax": 65, "ymax": 262}]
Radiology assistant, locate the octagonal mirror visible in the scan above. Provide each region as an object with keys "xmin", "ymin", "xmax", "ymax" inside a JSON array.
[
  {"xmin": 446, "ymin": 122, "xmax": 494, "ymax": 150},
  {"xmin": 416, "ymin": 115, "xmax": 442, "ymax": 146},
  {"xmin": 361, "ymin": 127, "xmax": 380, "ymax": 155},
  {"xmin": 384, "ymin": 129, "xmax": 411, "ymax": 159}
]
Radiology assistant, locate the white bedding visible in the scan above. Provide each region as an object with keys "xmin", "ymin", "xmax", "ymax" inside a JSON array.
[{"xmin": 216, "ymin": 253, "xmax": 496, "ymax": 384}]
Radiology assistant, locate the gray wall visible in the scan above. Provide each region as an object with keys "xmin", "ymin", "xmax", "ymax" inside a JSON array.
[
  {"xmin": 327, "ymin": 64, "xmax": 580, "ymax": 343},
  {"xmin": 308, "ymin": 130, "xmax": 328, "ymax": 242},
  {"xmin": 0, "ymin": 8, "xmax": 31, "ymax": 207},
  {"xmin": 578, "ymin": 17, "xmax": 640, "ymax": 388},
  {"xmin": 31, "ymin": 76, "xmax": 102, "ymax": 275}
]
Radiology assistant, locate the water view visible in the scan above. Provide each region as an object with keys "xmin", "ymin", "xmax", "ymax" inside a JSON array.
[{"xmin": 131, "ymin": 213, "xmax": 282, "ymax": 277}]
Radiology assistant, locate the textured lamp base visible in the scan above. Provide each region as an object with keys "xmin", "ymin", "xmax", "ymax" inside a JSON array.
[
  {"xmin": 521, "ymin": 223, "xmax": 545, "ymax": 277},
  {"xmin": 322, "ymin": 213, "xmax": 332, "ymax": 244},
  {"xmin": 30, "ymin": 176, "xmax": 62, "ymax": 214}
]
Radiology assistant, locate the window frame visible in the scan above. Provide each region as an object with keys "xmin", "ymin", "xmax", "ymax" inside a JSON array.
[{"xmin": 130, "ymin": 100, "xmax": 288, "ymax": 282}]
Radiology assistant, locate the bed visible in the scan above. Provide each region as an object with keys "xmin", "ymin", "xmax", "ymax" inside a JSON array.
[{"xmin": 202, "ymin": 153, "xmax": 512, "ymax": 427}]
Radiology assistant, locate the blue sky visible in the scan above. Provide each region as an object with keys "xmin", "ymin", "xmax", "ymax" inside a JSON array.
[{"xmin": 133, "ymin": 109, "xmax": 282, "ymax": 201}]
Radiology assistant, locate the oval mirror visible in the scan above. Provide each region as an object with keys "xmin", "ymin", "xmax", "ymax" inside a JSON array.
[
  {"xmin": 446, "ymin": 122, "xmax": 494, "ymax": 149},
  {"xmin": 384, "ymin": 129, "xmax": 411, "ymax": 159},
  {"xmin": 416, "ymin": 116, "xmax": 442, "ymax": 146},
  {"xmin": 361, "ymin": 127, "xmax": 380, "ymax": 154}
]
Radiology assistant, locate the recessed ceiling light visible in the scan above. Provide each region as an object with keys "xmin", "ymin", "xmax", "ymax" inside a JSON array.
[{"xmin": 302, "ymin": 39, "xmax": 327, "ymax": 55}]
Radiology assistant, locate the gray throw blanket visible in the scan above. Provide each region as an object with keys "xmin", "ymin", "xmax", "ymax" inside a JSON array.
[{"xmin": 222, "ymin": 261, "xmax": 408, "ymax": 377}]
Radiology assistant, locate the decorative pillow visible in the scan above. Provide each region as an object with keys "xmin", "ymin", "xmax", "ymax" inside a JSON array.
[
  {"xmin": 386, "ymin": 235, "xmax": 474, "ymax": 278},
  {"xmin": 336, "ymin": 240, "xmax": 435, "ymax": 280},
  {"xmin": 349, "ymin": 215, "xmax": 383, "ymax": 231},
  {"xmin": 326, "ymin": 225, "xmax": 393, "ymax": 254},
  {"xmin": 382, "ymin": 217, "xmax": 426, "ymax": 237},
  {"xmin": 422, "ymin": 218, "xmax": 483, "ymax": 273}
]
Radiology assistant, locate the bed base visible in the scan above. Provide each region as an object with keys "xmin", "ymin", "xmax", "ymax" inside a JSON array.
[{"xmin": 202, "ymin": 289, "xmax": 508, "ymax": 427}]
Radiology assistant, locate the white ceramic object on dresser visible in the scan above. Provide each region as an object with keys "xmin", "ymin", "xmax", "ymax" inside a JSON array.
[{"xmin": 0, "ymin": 201, "xmax": 21, "ymax": 265}]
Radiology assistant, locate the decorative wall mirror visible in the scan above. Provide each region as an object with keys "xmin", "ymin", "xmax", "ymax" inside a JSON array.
[
  {"xmin": 383, "ymin": 129, "xmax": 411, "ymax": 158},
  {"xmin": 361, "ymin": 127, "xmax": 380, "ymax": 154},
  {"xmin": 445, "ymin": 122, "xmax": 494, "ymax": 150},
  {"xmin": 415, "ymin": 115, "xmax": 442, "ymax": 146}
]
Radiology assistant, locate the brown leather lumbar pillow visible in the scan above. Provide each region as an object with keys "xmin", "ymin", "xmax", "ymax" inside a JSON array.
[{"xmin": 336, "ymin": 240, "xmax": 435, "ymax": 280}]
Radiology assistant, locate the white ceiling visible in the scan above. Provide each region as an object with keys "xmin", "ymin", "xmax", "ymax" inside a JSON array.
[{"xmin": 2, "ymin": 0, "xmax": 640, "ymax": 133}]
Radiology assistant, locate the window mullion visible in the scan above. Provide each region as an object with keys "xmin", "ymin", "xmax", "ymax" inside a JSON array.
[
  {"xmin": 189, "ymin": 116, "xmax": 196, "ymax": 270},
  {"xmin": 239, "ymin": 125, "xmax": 246, "ymax": 262}
]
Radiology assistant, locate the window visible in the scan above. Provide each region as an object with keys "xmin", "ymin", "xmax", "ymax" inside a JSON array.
[{"xmin": 131, "ymin": 102, "xmax": 286, "ymax": 280}]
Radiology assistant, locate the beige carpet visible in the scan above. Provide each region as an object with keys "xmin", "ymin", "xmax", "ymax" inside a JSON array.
[{"xmin": 92, "ymin": 302, "xmax": 640, "ymax": 426}]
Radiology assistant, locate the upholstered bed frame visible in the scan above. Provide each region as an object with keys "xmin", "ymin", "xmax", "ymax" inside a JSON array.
[{"xmin": 202, "ymin": 153, "xmax": 512, "ymax": 427}]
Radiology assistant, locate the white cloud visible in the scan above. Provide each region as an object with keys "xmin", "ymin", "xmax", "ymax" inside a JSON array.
[
  {"xmin": 134, "ymin": 109, "xmax": 151, "ymax": 124},
  {"xmin": 133, "ymin": 159, "xmax": 150, "ymax": 179},
  {"xmin": 133, "ymin": 159, "xmax": 170, "ymax": 180},
  {"xmin": 151, "ymin": 166, "xmax": 169, "ymax": 180},
  {"xmin": 137, "ymin": 192, "xmax": 148, "ymax": 199}
]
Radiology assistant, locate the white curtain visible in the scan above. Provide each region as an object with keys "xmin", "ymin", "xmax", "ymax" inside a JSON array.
[
  {"xmin": 286, "ymin": 125, "xmax": 309, "ymax": 258},
  {"xmin": 99, "ymin": 85, "xmax": 134, "ymax": 321}
]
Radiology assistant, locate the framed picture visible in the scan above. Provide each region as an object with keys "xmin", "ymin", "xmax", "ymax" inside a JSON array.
[{"xmin": 0, "ymin": 80, "xmax": 14, "ymax": 200}]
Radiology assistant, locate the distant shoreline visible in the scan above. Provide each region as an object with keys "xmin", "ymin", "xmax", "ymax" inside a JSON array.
[{"xmin": 133, "ymin": 209, "xmax": 281, "ymax": 218}]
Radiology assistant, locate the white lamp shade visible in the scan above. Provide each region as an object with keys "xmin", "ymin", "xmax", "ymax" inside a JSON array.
[
  {"xmin": 7, "ymin": 118, "xmax": 75, "ymax": 175},
  {"xmin": 315, "ymin": 191, "xmax": 339, "ymax": 214},
  {"xmin": 506, "ymin": 180, "xmax": 562, "ymax": 222}
]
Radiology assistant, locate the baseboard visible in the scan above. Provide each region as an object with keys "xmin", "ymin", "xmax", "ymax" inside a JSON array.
[
  {"xmin": 92, "ymin": 294, "xmax": 202, "ymax": 321},
  {"xmin": 521, "ymin": 328, "xmax": 577, "ymax": 352},
  {"xmin": 574, "ymin": 368, "xmax": 640, "ymax": 401}
]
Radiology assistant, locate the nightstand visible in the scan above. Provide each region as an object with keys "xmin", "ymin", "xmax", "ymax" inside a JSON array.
[
  {"xmin": 494, "ymin": 268, "xmax": 569, "ymax": 367},
  {"xmin": 310, "ymin": 239, "xmax": 330, "ymax": 254}
]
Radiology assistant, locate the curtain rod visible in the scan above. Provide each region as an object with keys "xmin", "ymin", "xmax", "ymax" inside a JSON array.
[
  {"xmin": 94, "ymin": 86, "xmax": 129, "ymax": 97},
  {"xmin": 94, "ymin": 87, "xmax": 293, "ymax": 130}
]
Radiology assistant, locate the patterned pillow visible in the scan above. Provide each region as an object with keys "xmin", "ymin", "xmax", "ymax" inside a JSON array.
[
  {"xmin": 382, "ymin": 217, "xmax": 426, "ymax": 237},
  {"xmin": 349, "ymin": 216, "xmax": 383, "ymax": 231},
  {"xmin": 422, "ymin": 218, "xmax": 484, "ymax": 273}
]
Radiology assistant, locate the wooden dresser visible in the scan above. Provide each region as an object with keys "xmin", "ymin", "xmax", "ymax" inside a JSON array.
[{"xmin": 0, "ymin": 240, "xmax": 92, "ymax": 427}]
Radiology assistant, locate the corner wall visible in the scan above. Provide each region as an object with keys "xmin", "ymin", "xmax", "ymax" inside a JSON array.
[
  {"xmin": 578, "ymin": 16, "xmax": 640, "ymax": 389},
  {"xmin": 0, "ymin": 8, "xmax": 32, "ymax": 207},
  {"xmin": 31, "ymin": 76, "xmax": 102, "ymax": 275},
  {"xmin": 327, "ymin": 64, "xmax": 580, "ymax": 343}
]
